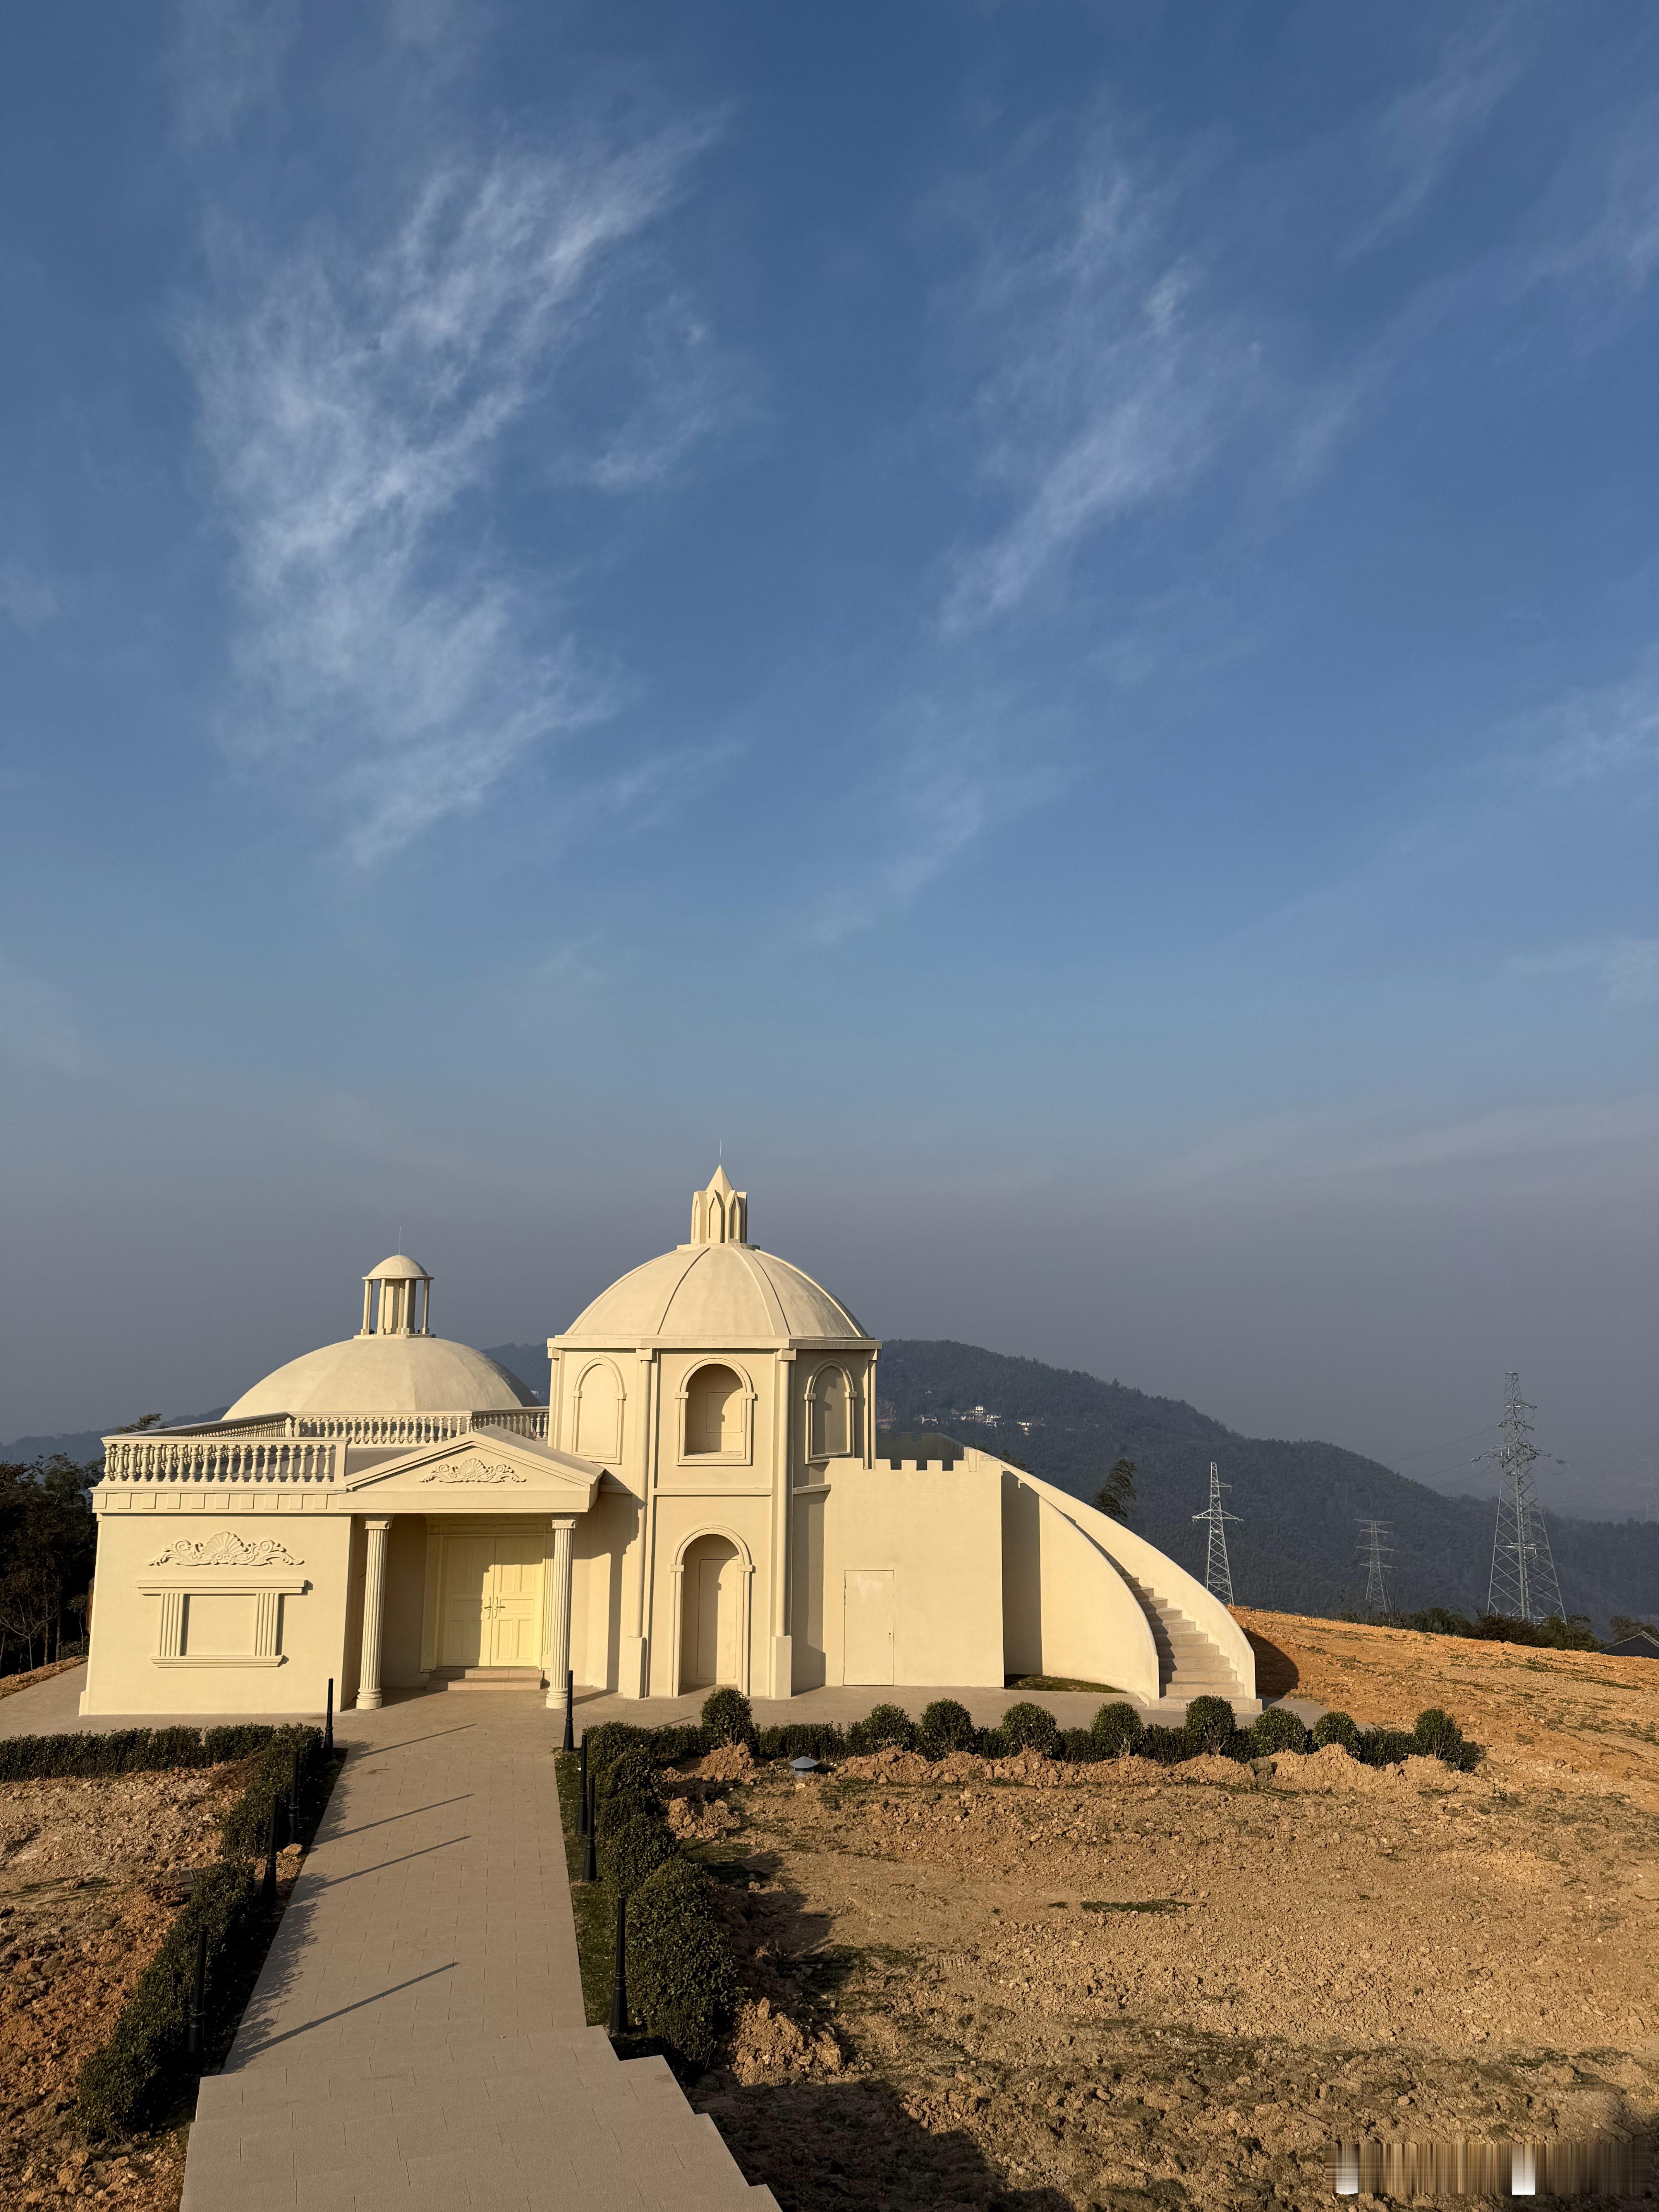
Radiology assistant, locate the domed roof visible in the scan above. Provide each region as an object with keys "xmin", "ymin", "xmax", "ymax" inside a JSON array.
[
  {"xmin": 561, "ymin": 1242, "xmax": 867, "ymax": 1344},
  {"xmin": 365, "ymin": 1252, "xmax": 429, "ymax": 1280},
  {"xmin": 223, "ymin": 1333, "xmax": 533, "ymax": 1419},
  {"xmin": 558, "ymin": 1170, "xmax": 869, "ymax": 1345}
]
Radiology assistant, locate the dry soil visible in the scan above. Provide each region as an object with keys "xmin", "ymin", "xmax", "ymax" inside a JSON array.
[{"xmin": 680, "ymin": 1614, "xmax": 1659, "ymax": 2210}]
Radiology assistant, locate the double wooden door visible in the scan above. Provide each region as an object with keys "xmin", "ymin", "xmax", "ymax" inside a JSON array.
[{"xmin": 439, "ymin": 1532, "xmax": 543, "ymax": 1669}]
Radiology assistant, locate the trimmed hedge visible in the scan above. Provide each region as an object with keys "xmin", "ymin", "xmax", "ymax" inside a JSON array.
[
  {"xmin": 756, "ymin": 1721, "xmax": 846, "ymax": 1762},
  {"xmin": 1250, "ymin": 1706, "xmax": 1310, "ymax": 1757},
  {"xmin": 1091, "ymin": 1701, "xmax": 1144, "ymax": 1756},
  {"xmin": 218, "ymin": 1726, "xmax": 327, "ymax": 1857},
  {"xmin": 1311, "ymin": 1709, "xmax": 1360, "ymax": 1754},
  {"xmin": 1182, "ymin": 1696, "xmax": 1238, "ymax": 1756},
  {"xmin": 79, "ymin": 1860, "xmax": 264, "ymax": 2137},
  {"xmin": 0, "ymin": 1723, "xmax": 279, "ymax": 1784},
  {"xmin": 847, "ymin": 1702, "xmax": 916, "ymax": 1754},
  {"xmin": 626, "ymin": 1857, "xmax": 740, "ymax": 2065},
  {"xmin": 917, "ymin": 1698, "xmax": 976, "ymax": 1759},
  {"xmin": 603, "ymin": 1810, "xmax": 680, "ymax": 1898},
  {"xmin": 700, "ymin": 1688, "xmax": 754, "ymax": 1746},
  {"xmin": 1001, "ymin": 1701, "xmax": 1061, "ymax": 1757},
  {"xmin": 76, "ymin": 1721, "xmax": 337, "ymax": 2139}
]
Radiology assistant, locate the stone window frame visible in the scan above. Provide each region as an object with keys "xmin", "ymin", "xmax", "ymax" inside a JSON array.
[
  {"xmin": 136, "ymin": 1573, "xmax": 309, "ymax": 1667},
  {"xmin": 804, "ymin": 1361, "xmax": 857, "ymax": 1464},
  {"xmin": 675, "ymin": 1360, "xmax": 756, "ymax": 1468}
]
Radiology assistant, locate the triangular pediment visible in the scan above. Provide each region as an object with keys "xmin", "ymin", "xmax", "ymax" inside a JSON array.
[{"xmin": 342, "ymin": 1430, "xmax": 602, "ymax": 1512}]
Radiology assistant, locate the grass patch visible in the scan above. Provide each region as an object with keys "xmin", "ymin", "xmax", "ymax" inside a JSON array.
[
  {"xmin": 1005, "ymin": 1674, "xmax": 1123, "ymax": 1694},
  {"xmin": 554, "ymin": 1752, "xmax": 615, "ymax": 2029}
]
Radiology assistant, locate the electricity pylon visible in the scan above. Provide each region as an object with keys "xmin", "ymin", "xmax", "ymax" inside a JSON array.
[
  {"xmin": 1484, "ymin": 1373, "xmax": 1564, "ymax": 1625},
  {"xmin": 1193, "ymin": 1462, "xmax": 1240, "ymax": 1605},
  {"xmin": 1357, "ymin": 1520, "xmax": 1395, "ymax": 1616}
]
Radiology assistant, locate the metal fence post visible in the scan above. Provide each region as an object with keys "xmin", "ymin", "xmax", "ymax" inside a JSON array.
[
  {"xmin": 186, "ymin": 1925, "xmax": 207, "ymax": 2057},
  {"xmin": 562, "ymin": 1669, "xmax": 575, "ymax": 1755},
  {"xmin": 577, "ymin": 1733, "xmax": 589, "ymax": 1837},
  {"xmin": 262, "ymin": 1799, "xmax": 278, "ymax": 1905},
  {"xmin": 325, "ymin": 1677, "xmax": 334, "ymax": 1758},
  {"xmin": 290, "ymin": 1744, "xmax": 304, "ymax": 1849}
]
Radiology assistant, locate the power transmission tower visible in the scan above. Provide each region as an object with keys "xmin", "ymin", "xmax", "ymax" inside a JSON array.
[
  {"xmin": 1357, "ymin": 1520, "xmax": 1395, "ymax": 1616},
  {"xmin": 1193, "ymin": 1462, "xmax": 1240, "ymax": 1605},
  {"xmin": 1484, "ymin": 1372, "xmax": 1564, "ymax": 1624}
]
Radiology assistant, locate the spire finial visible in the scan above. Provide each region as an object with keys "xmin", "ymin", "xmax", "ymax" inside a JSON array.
[{"xmin": 690, "ymin": 1165, "xmax": 747, "ymax": 1246}]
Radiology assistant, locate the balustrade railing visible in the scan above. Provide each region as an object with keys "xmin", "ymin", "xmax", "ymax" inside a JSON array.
[
  {"xmin": 101, "ymin": 1436, "xmax": 337, "ymax": 1485},
  {"xmin": 470, "ymin": 1407, "xmax": 550, "ymax": 1439}
]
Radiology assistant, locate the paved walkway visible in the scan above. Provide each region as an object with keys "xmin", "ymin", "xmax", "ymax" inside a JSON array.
[{"xmin": 180, "ymin": 1691, "xmax": 775, "ymax": 2211}]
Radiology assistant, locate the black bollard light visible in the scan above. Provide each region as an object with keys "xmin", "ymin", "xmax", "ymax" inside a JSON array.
[
  {"xmin": 261, "ymin": 1798, "xmax": 279, "ymax": 1905},
  {"xmin": 325, "ymin": 1677, "xmax": 334, "ymax": 1757},
  {"xmin": 607, "ymin": 1888, "xmax": 629, "ymax": 2036},
  {"xmin": 562, "ymin": 1668, "xmax": 575, "ymax": 1755},
  {"xmin": 186, "ymin": 1924, "xmax": 208, "ymax": 2058},
  {"xmin": 577, "ymin": 1733, "xmax": 589, "ymax": 1838}
]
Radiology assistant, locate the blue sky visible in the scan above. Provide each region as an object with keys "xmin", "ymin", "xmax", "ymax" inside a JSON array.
[{"xmin": 1, "ymin": 2, "xmax": 1655, "ymax": 1513}]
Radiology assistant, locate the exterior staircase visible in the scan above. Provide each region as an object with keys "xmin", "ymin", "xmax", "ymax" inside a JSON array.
[
  {"xmin": 1119, "ymin": 1570, "xmax": 1259, "ymax": 1715},
  {"xmin": 427, "ymin": 1665, "xmax": 545, "ymax": 1691}
]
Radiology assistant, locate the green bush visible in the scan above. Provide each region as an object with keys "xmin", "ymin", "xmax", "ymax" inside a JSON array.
[
  {"xmin": 917, "ymin": 1699, "xmax": 976, "ymax": 1759},
  {"xmin": 1249, "ymin": 1706, "xmax": 1309, "ymax": 1757},
  {"xmin": 0, "ymin": 1723, "xmax": 283, "ymax": 1784},
  {"xmin": 596, "ymin": 1744, "xmax": 660, "ymax": 1803},
  {"xmin": 596, "ymin": 1788, "xmax": 658, "ymax": 1840},
  {"xmin": 648, "ymin": 1723, "xmax": 712, "ymax": 1765},
  {"xmin": 1058, "ymin": 1727, "xmax": 1101, "ymax": 1762},
  {"xmin": 1000, "ymin": 1702, "xmax": 1060, "ymax": 1757},
  {"xmin": 700, "ymin": 1688, "xmax": 754, "ymax": 1745},
  {"xmin": 756, "ymin": 1722, "xmax": 847, "ymax": 1762},
  {"xmin": 977, "ymin": 1727, "xmax": 1009, "ymax": 1759},
  {"xmin": 1310, "ymin": 1710, "xmax": 1360, "ymax": 1755},
  {"xmin": 217, "ymin": 1727, "xmax": 325, "ymax": 1858},
  {"xmin": 1411, "ymin": 1707, "xmax": 1464, "ymax": 1762},
  {"xmin": 79, "ymin": 1861, "xmax": 263, "ymax": 2136},
  {"xmin": 1182, "ymin": 1696, "xmax": 1238, "ymax": 1756},
  {"xmin": 847, "ymin": 1703, "xmax": 916, "ymax": 1754},
  {"xmin": 1090, "ymin": 1701, "xmax": 1143, "ymax": 1757},
  {"xmin": 626, "ymin": 1858, "xmax": 740, "ymax": 2065},
  {"xmin": 1359, "ymin": 1726, "xmax": 1415, "ymax": 1767},
  {"xmin": 603, "ymin": 1810, "xmax": 680, "ymax": 1898},
  {"xmin": 1136, "ymin": 1724, "xmax": 1184, "ymax": 1765}
]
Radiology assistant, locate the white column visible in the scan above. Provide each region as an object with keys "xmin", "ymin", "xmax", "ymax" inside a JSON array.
[
  {"xmin": 543, "ymin": 1517, "xmax": 576, "ymax": 1708},
  {"xmin": 357, "ymin": 1518, "xmax": 392, "ymax": 1709}
]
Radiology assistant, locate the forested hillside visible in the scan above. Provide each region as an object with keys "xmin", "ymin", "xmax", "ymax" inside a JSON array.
[{"xmin": 875, "ymin": 1340, "xmax": 1659, "ymax": 1635}]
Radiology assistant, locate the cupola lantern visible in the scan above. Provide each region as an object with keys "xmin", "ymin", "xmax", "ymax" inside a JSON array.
[{"xmin": 359, "ymin": 1253, "xmax": 433, "ymax": 1338}]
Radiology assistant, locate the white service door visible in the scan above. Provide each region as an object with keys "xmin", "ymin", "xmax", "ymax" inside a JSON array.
[{"xmin": 843, "ymin": 1568, "xmax": 894, "ymax": 1685}]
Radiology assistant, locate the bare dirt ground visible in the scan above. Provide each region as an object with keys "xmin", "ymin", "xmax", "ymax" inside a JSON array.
[
  {"xmin": 679, "ymin": 1614, "xmax": 1659, "ymax": 2210},
  {"xmin": 0, "ymin": 1764, "xmax": 257, "ymax": 2211}
]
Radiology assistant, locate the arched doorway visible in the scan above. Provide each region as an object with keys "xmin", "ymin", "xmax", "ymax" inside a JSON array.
[{"xmin": 679, "ymin": 1533, "xmax": 743, "ymax": 1688}]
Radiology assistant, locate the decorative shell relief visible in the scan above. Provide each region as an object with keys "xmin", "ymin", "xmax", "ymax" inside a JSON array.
[
  {"xmin": 417, "ymin": 1461, "xmax": 528, "ymax": 1486},
  {"xmin": 149, "ymin": 1534, "xmax": 303, "ymax": 1568}
]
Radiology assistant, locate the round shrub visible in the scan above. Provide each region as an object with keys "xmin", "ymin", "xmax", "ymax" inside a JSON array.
[
  {"xmin": 603, "ymin": 1811, "xmax": 679, "ymax": 1898},
  {"xmin": 627, "ymin": 1858, "xmax": 739, "ymax": 2065},
  {"xmin": 1249, "ymin": 1706, "xmax": 1309, "ymax": 1757},
  {"xmin": 1412, "ymin": 1707, "xmax": 1465, "ymax": 1764},
  {"xmin": 977, "ymin": 1727, "xmax": 1008, "ymax": 1759},
  {"xmin": 848, "ymin": 1702, "xmax": 917, "ymax": 1754},
  {"xmin": 700, "ymin": 1688, "xmax": 755, "ymax": 1746},
  {"xmin": 1000, "ymin": 1702, "xmax": 1061, "ymax": 1757},
  {"xmin": 596, "ymin": 1788, "xmax": 658, "ymax": 1840},
  {"xmin": 917, "ymin": 1698, "xmax": 976, "ymax": 1760},
  {"xmin": 1359, "ymin": 1726, "xmax": 1414, "ymax": 1768},
  {"xmin": 597, "ymin": 1745, "xmax": 659, "ymax": 1804},
  {"xmin": 1310, "ymin": 1710, "xmax": 1360, "ymax": 1756},
  {"xmin": 1182, "ymin": 1695, "xmax": 1238, "ymax": 1757},
  {"xmin": 1091, "ymin": 1701, "xmax": 1144, "ymax": 1757}
]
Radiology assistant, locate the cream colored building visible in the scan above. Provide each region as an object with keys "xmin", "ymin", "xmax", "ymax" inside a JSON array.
[{"xmin": 81, "ymin": 1171, "xmax": 1255, "ymax": 1716}]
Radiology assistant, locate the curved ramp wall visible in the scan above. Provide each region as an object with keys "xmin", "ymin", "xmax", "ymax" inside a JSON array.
[{"xmin": 1000, "ymin": 1472, "xmax": 1161, "ymax": 1704}]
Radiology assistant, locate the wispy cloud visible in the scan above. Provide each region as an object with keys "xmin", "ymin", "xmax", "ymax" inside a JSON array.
[
  {"xmin": 185, "ymin": 124, "xmax": 720, "ymax": 862},
  {"xmin": 167, "ymin": 0, "xmax": 298, "ymax": 148},
  {"xmin": 1523, "ymin": 97, "xmax": 1659, "ymax": 306},
  {"xmin": 1508, "ymin": 938, "xmax": 1659, "ymax": 1008},
  {"xmin": 1534, "ymin": 652, "xmax": 1659, "ymax": 790},
  {"xmin": 941, "ymin": 143, "xmax": 1261, "ymax": 634},
  {"xmin": 1345, "ymin": 24, "xmax": 1520, "ymax": 259}
]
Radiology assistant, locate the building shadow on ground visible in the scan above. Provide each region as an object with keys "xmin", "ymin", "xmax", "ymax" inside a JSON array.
[
  {"xmin": 1240, "ymin": 1628, "xmax": 1298, "ymax": 1698},
  {"xmin": 697, "ymin": 2076, "xmax": 1074, "ymax": 2212}
]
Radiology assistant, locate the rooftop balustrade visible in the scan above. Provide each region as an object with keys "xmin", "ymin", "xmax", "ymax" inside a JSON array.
[{"xmin": 100, "ymin": 1405, "xmax": 550, "ymax": 1483}]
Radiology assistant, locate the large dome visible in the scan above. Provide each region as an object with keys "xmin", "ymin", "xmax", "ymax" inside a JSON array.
[
  {"xmin": 224, "ymin": 1334, "xmax": 533, "ymax": 1419},
  {"xmin": 561, "ymin": 1240, "xmax": 867, "ymax": 1345}
]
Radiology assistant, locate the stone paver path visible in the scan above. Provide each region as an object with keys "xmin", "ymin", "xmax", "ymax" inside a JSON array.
[{"xmin": 181, "ymin": 1691, "xmax": 775, "ymax": 2210}]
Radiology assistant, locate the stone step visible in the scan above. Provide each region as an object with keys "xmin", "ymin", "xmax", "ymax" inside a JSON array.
[{"xmin": 427, "ymin": 1665, "xmax": 545, "ymax": 1689}]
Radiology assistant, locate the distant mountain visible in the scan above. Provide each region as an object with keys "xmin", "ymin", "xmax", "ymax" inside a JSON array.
[
  {"xmin": 874, "ymin": 1340, "xmax": 1659, "ymax": 1639},
  {"xmin": 14, "ymin": 1337, "xmax": 1651, "ymax": 1636},
  {"xmin": 2, "ymin": 1410, "xmax": 229, "ymax": 1468}
]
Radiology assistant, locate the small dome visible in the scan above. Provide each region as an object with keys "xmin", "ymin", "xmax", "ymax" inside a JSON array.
[
  {"xmin": 560, "ymin": 1241, "xmax": 867, "ymax": 1345},
  {"xmin": 366, "ymin": 1253, "xmax": 429, "ymax": 1280},
  {"xmin": 223, "ymin": 1334, "xmax": 533, "ymax": 1419}
]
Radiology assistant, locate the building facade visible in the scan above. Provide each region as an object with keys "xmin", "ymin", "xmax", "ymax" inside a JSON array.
[{"xmin": 80, "ymin": 1170, "xmax": 1256, "ymax": 1716}]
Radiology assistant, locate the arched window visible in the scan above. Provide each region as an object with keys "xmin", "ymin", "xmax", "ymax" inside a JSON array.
[
  {"xmin": 685, "ymin": 1364, "xmax": 745, "ymax": 1456},
  {"xmin": 679, "ymin": 1533, "xmax": 744, "ymax": 1687},
  {"xmin": 809, "ymin": 1365, "xmax": 851, "ymax": 1459},
  {"xmin": 573, "ymin": 1360, "xmax": 623, "ymax": 1462}
]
